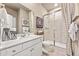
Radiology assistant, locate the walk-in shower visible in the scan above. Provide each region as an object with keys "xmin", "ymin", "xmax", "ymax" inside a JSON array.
[{"xmin": 42, "ymin": 6, "xmax": 67, "ymax": 55}]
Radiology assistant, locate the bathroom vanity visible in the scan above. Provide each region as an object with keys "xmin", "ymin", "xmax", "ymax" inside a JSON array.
[
  {"xmin": 0, "ymin": 4, "xmax": 43, "ymax": 56},
  {"xmin": 0, "ymin": 35, "xmax": 43, "ymax": 56}
]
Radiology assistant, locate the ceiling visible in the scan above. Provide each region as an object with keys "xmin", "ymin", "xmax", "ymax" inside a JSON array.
[
  {"xmin": 41, "ymin": 3, "xmax": 61, "ymax": 11},
  {"xmin": 3, "ymin": 3, "xmax": 30, "ymax": 11},
  {"xmin": 3, "ymin": 3, "xmax": 61, "ymax": 12}
]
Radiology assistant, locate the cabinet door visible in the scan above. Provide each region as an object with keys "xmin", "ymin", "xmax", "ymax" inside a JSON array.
[
  {"xmin": 31, "ymin": 42, "xmax": 42, "ymax": 56},
  {"xmin": 15, "ymin": 48, "xmax": 31, "ymax": 56},
  {"xmin": 23, "ymin": 38, "xmax": 41, "ymax": 50},
  {"xmin": 0, "ymin": 50, "xmax": 7, "ymax": 56},
  {"xmin": 6, "ymin": 45, "xmax": 22, "ymax": 56}
]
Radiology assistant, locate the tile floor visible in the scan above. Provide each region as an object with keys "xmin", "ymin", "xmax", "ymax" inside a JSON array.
[{"xmin": 43, "ymin": 46, "xmax": 66, "ymax": 56}]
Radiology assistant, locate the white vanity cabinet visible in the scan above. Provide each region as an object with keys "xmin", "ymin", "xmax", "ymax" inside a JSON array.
[
  {"xmin": 15, "ymin": 38, "xmax": 42, "ymax": 56},
  {"xmin": 0, "ymin": 37, "xmax": 42, "ymax": 56},
  {"xmin": 15, "ymin": 42, "xmax": 42, "ymax": 56},
  {"xmin": 31, "ymin": 43, "xmax": 42, "ymax": 56}
]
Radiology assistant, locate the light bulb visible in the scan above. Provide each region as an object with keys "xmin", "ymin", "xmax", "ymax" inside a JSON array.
[{"xmin": 54, "ymin": 3, "xmax": 58, "ymax": 7}]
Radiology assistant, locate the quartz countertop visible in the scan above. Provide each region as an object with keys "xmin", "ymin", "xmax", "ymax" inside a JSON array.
[{"xmin": 0, "ymin": 34, "xmax": 43, "ymax": 51}]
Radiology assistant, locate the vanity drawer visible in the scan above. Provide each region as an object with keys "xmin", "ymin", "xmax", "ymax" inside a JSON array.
[
  {"xmin": 0, "ymin": 50, "xmax": 7, "ymax": 56},
  {"xmin": 15, "ymin": 48, "xmax": 31, "ymax": 56},
  {"xmin": 23, "ymin": 38, "xmax": 41, "ymax": 50},
  {"xmin": 6, "ymin": 45, "xmax": 22, "ymax": 56}
]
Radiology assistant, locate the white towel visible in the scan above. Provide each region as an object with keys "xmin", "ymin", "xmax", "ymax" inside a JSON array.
[
  {"xmin": 68, "ymin": 22, "xmax": 78, "ymax": 41},
  {"xmin": 0, "ymin": 7, "xmax": 8, "ymax": 28},
  {"xmin": 0, "ymin": 8, "xmax": 8, "ymax": 20}
]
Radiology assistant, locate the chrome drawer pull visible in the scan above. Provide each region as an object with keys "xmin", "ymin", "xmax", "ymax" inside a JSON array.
[
  {"xmin": 12, "ymin": 50, "xmax": 16, "ymax": 52},
  {"xmin": 30, "ymin": 48, "xmax": 34, "ymax": 52}
]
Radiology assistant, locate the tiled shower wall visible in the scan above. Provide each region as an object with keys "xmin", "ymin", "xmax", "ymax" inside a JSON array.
[{"xmin": 44, "ymin": 8, "xmax": 68, "ymax": 44}]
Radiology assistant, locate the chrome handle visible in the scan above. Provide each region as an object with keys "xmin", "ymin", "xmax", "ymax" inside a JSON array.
[
  {"xmin": 30, "ymin": 48, "xmax": 34, "ymax": 52},
  {"xmin": 30, "ymin": 48, "xmax": 32, "ymax": 52},
  {"xmin": 12, "ymin": 50, "xmax": 16, "ymax": 52}
]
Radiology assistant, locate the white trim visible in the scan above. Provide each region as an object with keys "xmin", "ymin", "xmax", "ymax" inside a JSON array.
[
  {"xmin": 43, "ymin": 41, "xmax": 66, "ymax": 49},
  {"xmin": 55, "ymin": 41, "xmax": 66, "ymax": 49}
]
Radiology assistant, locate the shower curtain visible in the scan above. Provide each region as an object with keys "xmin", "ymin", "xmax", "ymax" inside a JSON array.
[{"xmin": 61, "ymin": 3, "xmax": 75, "ymax": 56}]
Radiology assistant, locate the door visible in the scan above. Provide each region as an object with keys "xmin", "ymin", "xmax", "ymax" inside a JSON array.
[
  {"xmin": 54, "ymin": 10, "xmax": 67, "ymax": 43},
  {"xmin": 15, "ymin": 48, "xmax": 31, "ymax": 56},
  {"xmin": 44, "ymin": 14, "xmax": 55, "ymax": 41},
  {"xmin": 44, "ymin": 10, "xmax": 67, "ymax": 44}
]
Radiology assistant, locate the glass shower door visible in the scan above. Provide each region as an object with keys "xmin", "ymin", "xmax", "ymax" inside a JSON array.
[
  {"xmin": 44, "ymin": 13, "xmax": 55, "ymax": 41},
  {"xmin": 44, "ymin": 9, "xmax": 67, "ymax": 45},
  {"xmin": 54, "ymin": 10, "xmax": 67, "ymax": 44}
]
